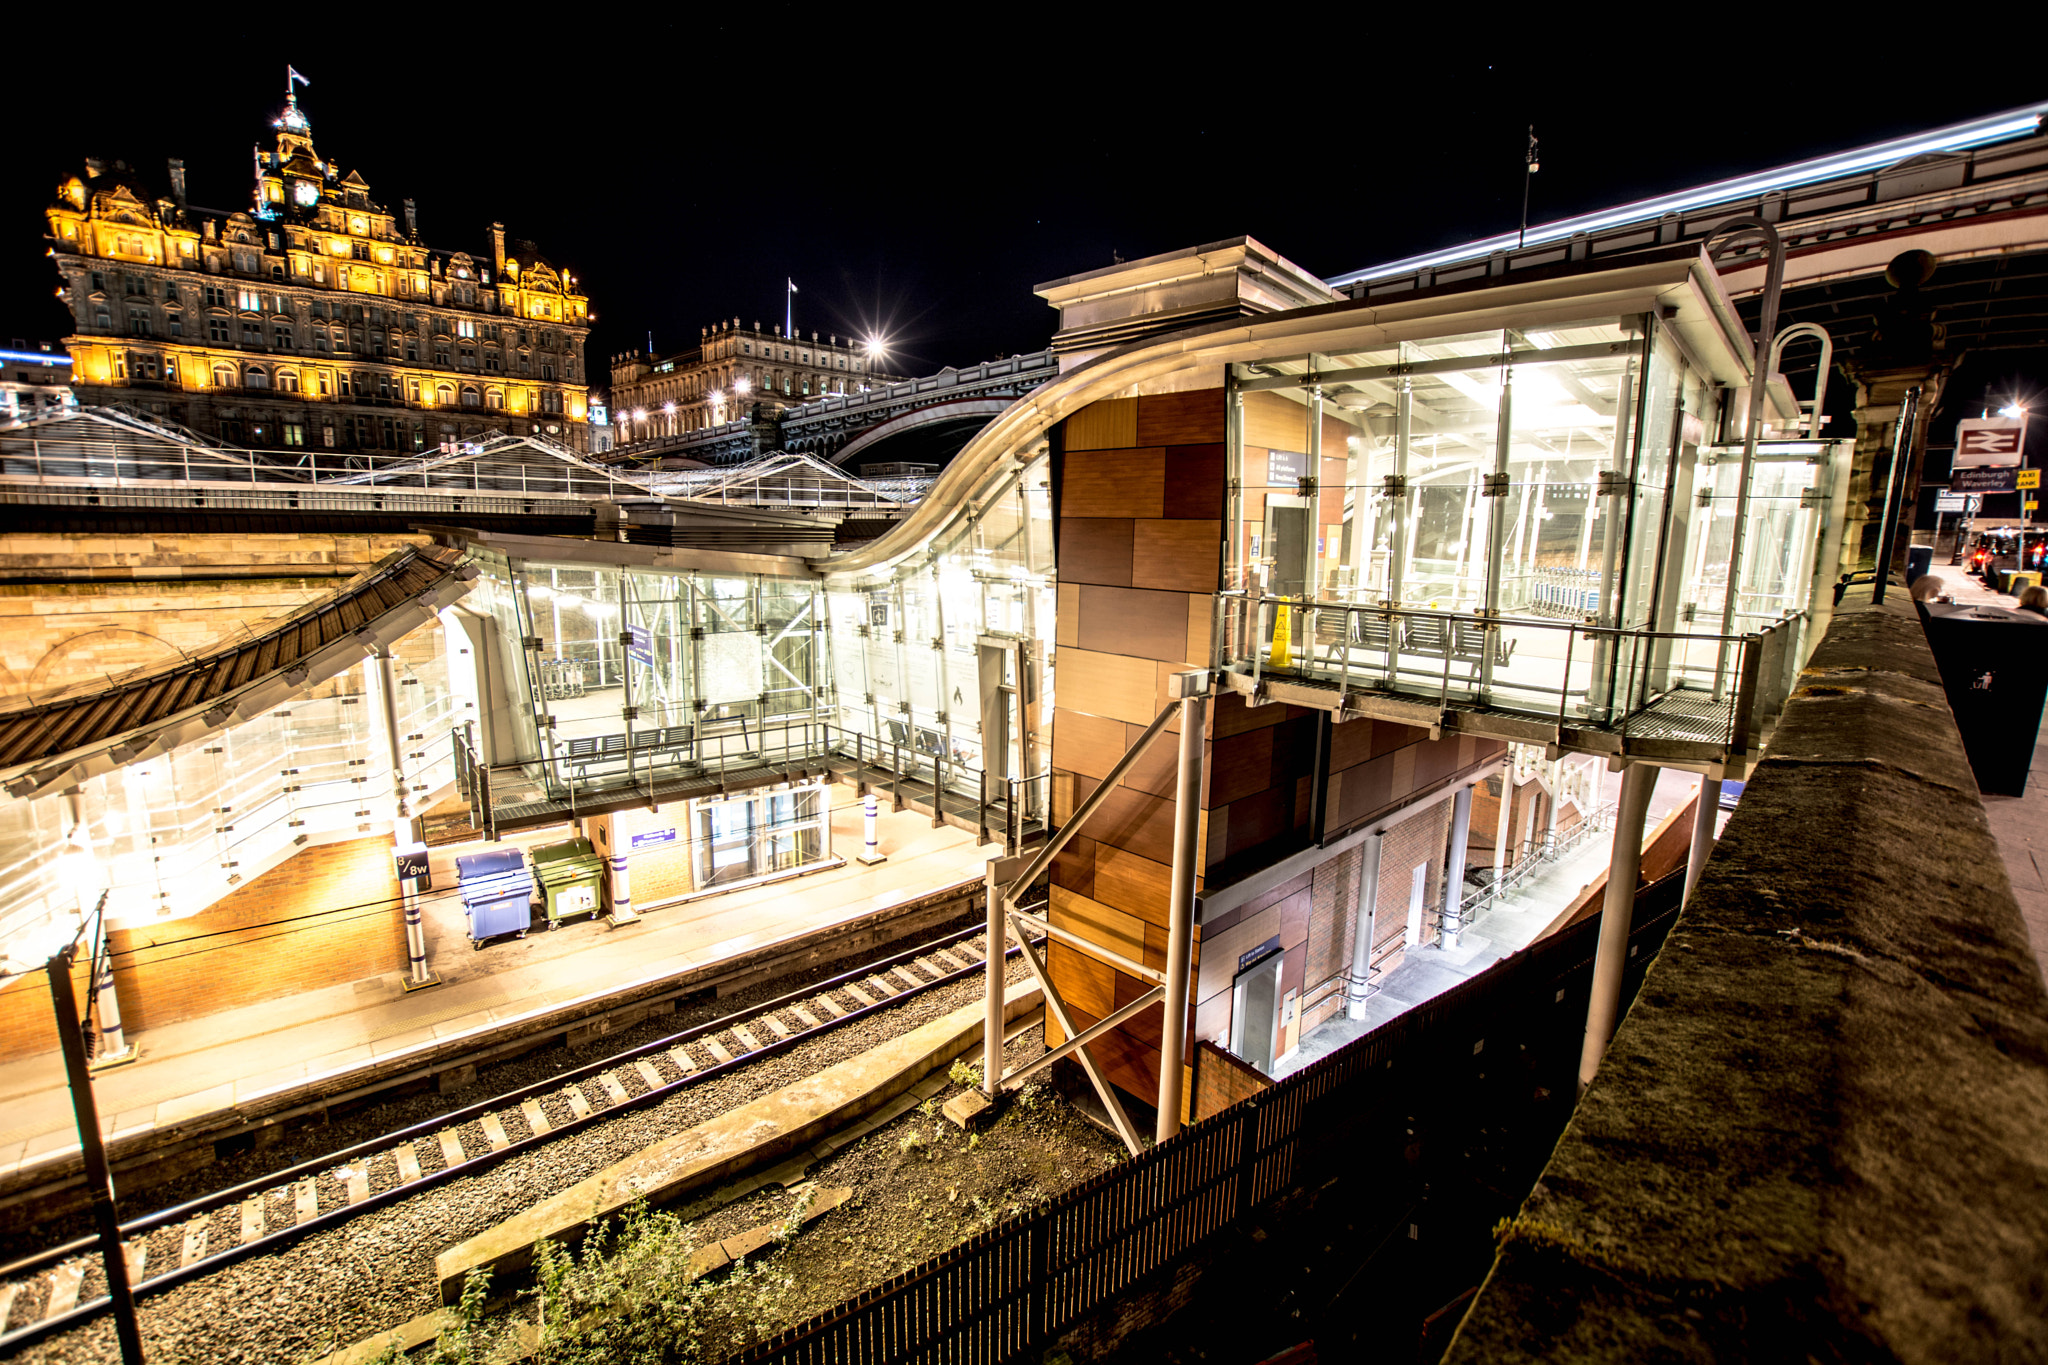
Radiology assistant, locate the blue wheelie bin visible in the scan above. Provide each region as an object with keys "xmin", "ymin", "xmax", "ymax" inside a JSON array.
[{"xmin": 456, "ymin": 847, "xmax": 533, "ymax": 949}]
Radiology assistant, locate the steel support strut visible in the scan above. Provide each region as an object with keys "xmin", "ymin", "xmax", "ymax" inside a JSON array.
[
  {"xmin": 1578, "ymin": 761, "xmax": 1659, "ymax": 1092},
  {"xmin": 1155, "ymin": 684, "xmax": 1207, "ymax": 1143},
  {"xmin": 47, "ymin": 944, "xmax": 146, "ymax": 1364}
]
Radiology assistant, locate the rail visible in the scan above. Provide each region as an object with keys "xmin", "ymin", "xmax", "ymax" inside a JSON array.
[
  {"xmin": 1456, "ymin": 801, "xmax": 1617, "ymax": 924},
  {"xmin": 0, "ymin": 920, "xmax": 1043, "ymax": 1354}
]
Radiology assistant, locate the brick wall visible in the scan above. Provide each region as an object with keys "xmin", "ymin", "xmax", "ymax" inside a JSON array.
[
  {"xmin": 0, "ymin": 957, "xmax": 91, "ymax": 1066},
  {"xmin": 0, "ymin": 835, "xmax": 406, "ymax": 1063},
  {"xmin": 1191, "ymin": 1038, "xmax": 1272, "ymax": 1124}
]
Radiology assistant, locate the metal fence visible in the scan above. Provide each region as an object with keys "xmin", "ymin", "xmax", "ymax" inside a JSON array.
[{"xmin": 734, "ymin": 872, "xmax": 1685, "ymax": 1364}]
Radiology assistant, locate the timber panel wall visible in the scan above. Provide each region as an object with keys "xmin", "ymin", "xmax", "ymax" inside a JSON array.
[{"xmin": 1048, "ymin": 390, "xmax": 1225, "ymax": 1105}]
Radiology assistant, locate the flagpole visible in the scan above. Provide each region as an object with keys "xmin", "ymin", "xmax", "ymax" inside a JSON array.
[{"xmin": 785, "ymin": 279, "xmax": 793, "ymax": 338}]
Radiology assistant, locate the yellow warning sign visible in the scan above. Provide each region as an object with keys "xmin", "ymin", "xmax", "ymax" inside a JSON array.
[{"xmin": 2017, "ymin": 468, "xmax": 2041, "ymax": 490}]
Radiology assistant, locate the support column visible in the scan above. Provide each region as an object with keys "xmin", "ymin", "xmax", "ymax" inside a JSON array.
[
  {"xmin": 1491, "ymin": 752, "xmax": 1515, "ymax": 885},
  {"xmin": 1439, "ymin": 782, "xmax": 1475, "ymax": 949},
  {"xmin": 89, "ymin": 915, "xmax": 132, "ymax": 1066},
  {"xmin": 1685, "ymin": 776, "xmax": 1722, "ymax": 906},
  {"xmin": 376, "ymin": 648, "xmax": 437, "ymax": 992},
  {"xmin": 1156, "ymin": 684, "xmax": 1208, "ymax": 1145},
  {"xmin": 1347, "ymin": 832, "xmax": 1384, "ymax": 1021},
  {"xmin": 1578, "ymin": 761, "xmax": 1659, "ymax": 1092},
  {"xmin": 980, "ymin": 854, "xmax": 1021, "ymax": 1097}
]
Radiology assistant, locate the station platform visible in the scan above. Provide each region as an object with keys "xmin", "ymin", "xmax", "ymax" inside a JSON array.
[{"xmin": 0, "ymin": 795, "xmax": 992, "ymax": 1199}]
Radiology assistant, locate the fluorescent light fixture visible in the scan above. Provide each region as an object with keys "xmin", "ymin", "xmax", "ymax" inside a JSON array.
[{"xmin": 1332, "ymin": 102, "xmax": 2048, "ymax": 287}]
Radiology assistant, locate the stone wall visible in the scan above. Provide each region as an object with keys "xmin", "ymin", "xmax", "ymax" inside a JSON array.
[
  {"xmin": 0, "ymin": 531, "xmax": 426, "ymax": 697},
  {"xmin": 1443, "ymin": 592, "xmax": 2048, "ymax": 1362}
]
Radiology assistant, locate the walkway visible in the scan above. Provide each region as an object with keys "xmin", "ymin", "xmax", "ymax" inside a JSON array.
[
  {"xmin": 1278, "ymin": 766, "xmax": 1707, "ymax": 1077},
  {"xmin": 0, "ymin": 795, "xmax": 990, "ymax": 1183},
  {"xmin": 1919, "ymin": 566, "xmax": 2048, "ymax": 985}
]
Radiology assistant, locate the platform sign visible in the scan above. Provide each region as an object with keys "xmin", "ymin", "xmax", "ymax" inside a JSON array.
[
  {"xmin": 394, "ymin": 842, "xmax": 430, "ymax": 887},
  {"xmin": 625, "ymin": 623, "xmax": 653, "ymax": 666},
  {"xmin": 2018, "ymin": 469, "xmax": 2041, "ymax": 490},
  {"xmin": 630, "ymin": 826, "xmax": 677, "ymax": 850},
  {"xmin": 1952, "ymin": 466, "xmax": 2019, "ymax": 494},
  {"xmin": 1954, "ymin": 416, "xmax": 2026, "ymax": 467}
]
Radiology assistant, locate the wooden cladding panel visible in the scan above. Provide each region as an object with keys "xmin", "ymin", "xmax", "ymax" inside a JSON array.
[
  {"xmin": 1243, "ymin": 390, "xmax": 1308, "ymax": 453},
  {"xmin": 1057, "ymin": 648, "xmax": 1161, "ymax": 726},
  {"xmin": 1075, "ymin": 585, "xmax": 1199, "ymax": 664},
  {"xmin": 1046, "ymin": 939, "xmax": 1116, "ymax": 1019},
  {"xmin": 1056, "ymin": 583, "xmax": 1080, "ymax": 648},
  {"xmin": 1163, "ymin": 443, "xmax": 1227, "ymax": 519},
  {"xmin": 1116, "ymin": 719, "xmax": 1183, "ymax": 801},
  {"xmin": 1062, "ymin": 449, "xmax": 1165, "ymax": 518},
  {"xmin": 1064, "ymin": 398, "xmax": 1139, "ymax": 451},
  {"xmin": 1209, "ymin": 726, "xmax": 1277, "ymax": 809},
  {"xmin": 1137, "ymin": 390, "xmax": 1225, "ymax": 446},
  {"xmin": 1091, "ymin": 845, "xmax": 1175, "ymax": 928},
  {"xmin": 1051, "ymin": 708, "xmax": 1126, "ymax": 782},
  {"xmin": 1080, "ymin": 784, "xmax": 1180, "ymax": 866},
  {"xmin": 1058, "ymin": 518, "xmax": 1133, "ymax": 588},
  {"xmin": 1185, "ymin": 593, "xmax": 1214, "ymax": 668},
  {"xmin": 1051, "ymin": 885, "xmax": 1148, "ymax": 968},
  {"xmin": 1132, "ymin": 521, "xmax": 1221, "ymax": 593}
]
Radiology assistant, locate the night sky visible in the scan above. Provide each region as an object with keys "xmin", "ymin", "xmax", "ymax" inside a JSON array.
[{"xmin": 1, "ymin": 22, "xmax": 2023, "ymax": 389}]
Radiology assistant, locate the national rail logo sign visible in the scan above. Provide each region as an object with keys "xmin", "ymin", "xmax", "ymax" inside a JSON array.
[{"xmin": 1954, "ymin": 416, "xmax": 2027, "ymax": 467}]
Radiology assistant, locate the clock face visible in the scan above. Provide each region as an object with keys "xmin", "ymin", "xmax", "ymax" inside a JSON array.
[{"xmin": 292, "ymin": 181, "xmax": 318, "ymax": 206}]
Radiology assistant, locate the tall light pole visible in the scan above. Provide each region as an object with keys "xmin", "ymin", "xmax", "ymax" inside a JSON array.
[{"xmin": 1518, "ymin": 127, "xmax": 1539, "ymax": 249}]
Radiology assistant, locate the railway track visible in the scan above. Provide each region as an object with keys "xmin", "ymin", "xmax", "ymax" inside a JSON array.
[{"xmin": 0, "ymin": 919, "xmax": 1030, "ymax": 1356}]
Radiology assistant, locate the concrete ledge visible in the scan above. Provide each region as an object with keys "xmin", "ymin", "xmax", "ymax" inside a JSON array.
[
  {"xmin": 1446, "ymin": 592, "xmax": 2048, "ymax": 1362},
  {"xmin": 434, "ymin": 982, "xmax": 1042, "ymax": 1302},
  {"xmin": 0, "ymin": 879, "xmax": 980, "ymax": 1229}
]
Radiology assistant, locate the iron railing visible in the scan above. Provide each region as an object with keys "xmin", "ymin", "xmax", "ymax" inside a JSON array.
[
  {"xmin": 452, "ymin": 718, "xmax": 1051, "ymax": 854},
  {"xmin": 1215, "ymin": 590, "xmax": 1807, "ymax": 753}
]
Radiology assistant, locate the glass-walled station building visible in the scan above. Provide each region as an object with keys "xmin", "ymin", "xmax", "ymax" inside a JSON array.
[{"xmin": 0, "ymin": 236, "xmax": 1834, "ymax": 1108}]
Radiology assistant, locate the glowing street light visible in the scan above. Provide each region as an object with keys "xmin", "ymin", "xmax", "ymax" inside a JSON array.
[
  {"xmin": 1999, "ymin": 402, "xmax": 2028, "ymax": 418},
  {"xmin": 735, "ymin": 376, "xmax": 753, "ymax": 394}
]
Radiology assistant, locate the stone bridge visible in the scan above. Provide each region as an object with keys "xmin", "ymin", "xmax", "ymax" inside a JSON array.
[{"xmin": 610, "ymin": 349, "xmax": 1057, "ymax": 468}]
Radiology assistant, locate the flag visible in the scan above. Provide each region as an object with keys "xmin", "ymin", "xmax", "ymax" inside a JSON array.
[
  {"xmin": 788, "ymin": 279, "xmax": 798, "ymax": 294},
  {"xmin": 289, "ymin": 66, "xmax": 309, "ymax": 88}
]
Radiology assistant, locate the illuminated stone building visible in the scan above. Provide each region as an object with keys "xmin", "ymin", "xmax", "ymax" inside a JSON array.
[
  {"xmin": 45, "ymin": 84, "xmax": 592, "ymax": 454},
  {"xmin": 608, "ymin": 321, "xmax": 903, "ymax": 447}
]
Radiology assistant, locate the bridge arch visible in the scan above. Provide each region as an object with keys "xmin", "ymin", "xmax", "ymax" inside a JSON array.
[{"xmin": 826, "ymin": 397, "xmax": 1016, "ymax": 469}]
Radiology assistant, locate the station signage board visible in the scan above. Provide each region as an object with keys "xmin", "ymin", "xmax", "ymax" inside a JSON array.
[
  {"xmin": 394, "ymin": 842, "xmax": 431, "ymax": 887},
  {"xmin": 625, "ymin": 623, "xmax": 653, "ymax": 666},
  {"xmin": 1952, "ymin": 466, "xmax": 2019, "ymax": 494},
  {"xmin": 1934, "ymin": 492, "xmax": 1980, "ymax": 514},
  {"xmin": 630, "ymin": 827, "xmax": 678, "ymax": 850},
  {"xmin": 1954, "ymin": 416, "xmax": 2026, "ymax": 467},
  {"xmin": 2019, "ymin": 469, "xmax": 2042, "ymax": 490}
]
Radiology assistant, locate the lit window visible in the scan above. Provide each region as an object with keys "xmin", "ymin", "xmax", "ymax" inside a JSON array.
[{"xmin": 212, "ymin": 364, "xmax": 235, "ymax": 387}]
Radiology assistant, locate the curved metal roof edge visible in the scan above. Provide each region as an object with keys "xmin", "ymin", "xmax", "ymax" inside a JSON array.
[
  {"xmin": 1329, "ymin": 103, "xmax": 2048, "ymax": 287},
  {"xmin": 821, "ymin": 250, "xmax": 1733, "ymax": 584}
]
